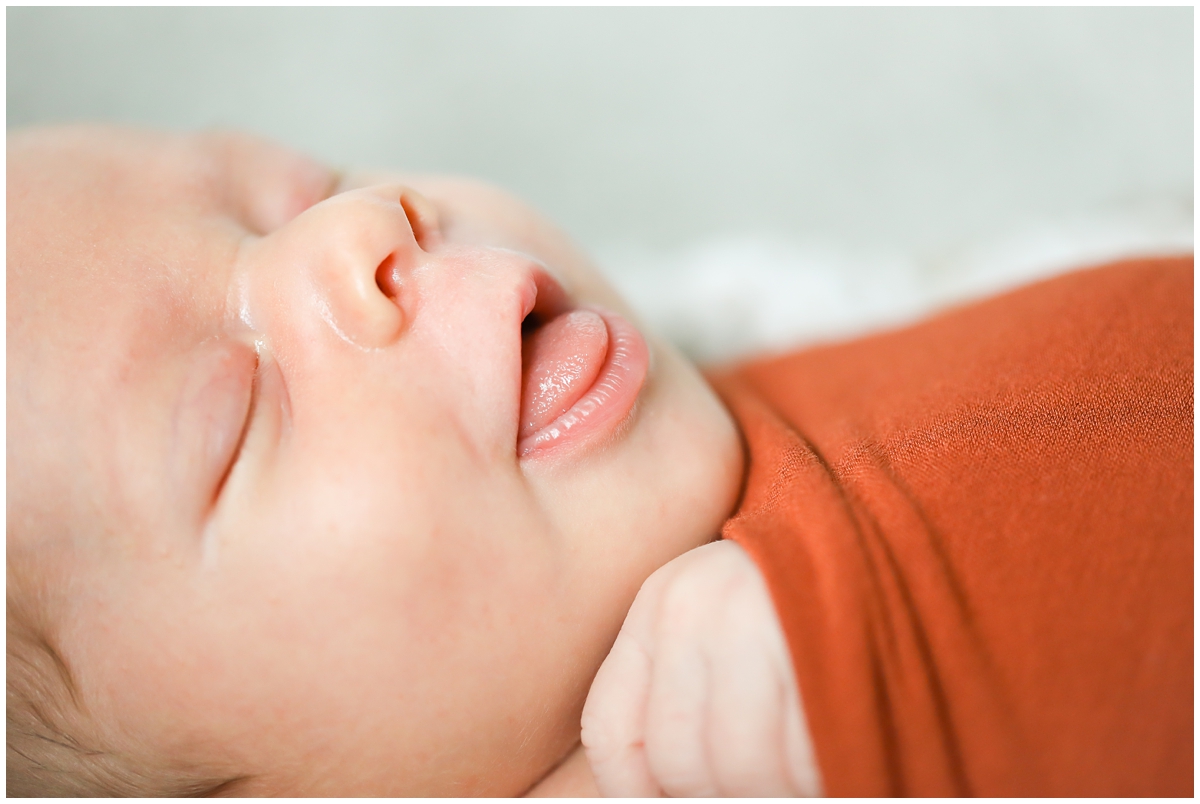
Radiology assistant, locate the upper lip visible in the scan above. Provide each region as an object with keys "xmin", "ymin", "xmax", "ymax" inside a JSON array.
[
  {"xmin": 505, "ymin": 258, "xmax": 576, "ymax": 450},
  {"xmin": 521, "ymin": 263, "xmax": 573, "ymax": 324}
]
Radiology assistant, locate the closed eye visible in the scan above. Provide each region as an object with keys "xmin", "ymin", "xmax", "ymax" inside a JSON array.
[
  {"xmin": 211, "ymin": 353, "xmax": 259, "ymax": 504},
  {"xmin": 175, "ymin": 340, "xmax": 260, "ymax": 514}
]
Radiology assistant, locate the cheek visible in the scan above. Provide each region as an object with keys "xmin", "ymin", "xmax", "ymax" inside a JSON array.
[
  {"xmin": 199, "ymin": 466, "xmax": 581, "ymax": 790},
  {"xmin": 215, "ymin": 452, "xmax": 556, "ymax": 677}
]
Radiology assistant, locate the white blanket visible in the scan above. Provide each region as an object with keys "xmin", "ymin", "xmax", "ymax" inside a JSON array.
[{"xmin": 600, "ymin": 199, "xmax": 1193, "ymax": 364}]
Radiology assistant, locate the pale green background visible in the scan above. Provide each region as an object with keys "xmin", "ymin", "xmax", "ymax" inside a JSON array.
[{"xmin": 8, "ymin": 7, "xmax": 1192, "ymax": 261}]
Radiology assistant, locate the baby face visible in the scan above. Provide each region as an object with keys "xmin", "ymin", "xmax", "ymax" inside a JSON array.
[{"xmin": 6, "ymin": 127, "xmax": 743, "ymax": 794}]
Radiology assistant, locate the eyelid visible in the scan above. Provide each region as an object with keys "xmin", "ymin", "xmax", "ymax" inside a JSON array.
[
  {"xmin": 212, "ymin": 350, "xmax": 260, "ymax": 502},
  {"xmin": 212, "ymin": 345, "xmax": 291, "ymax": 506},
  {"xmin": 173, "ymin": 341, "xmax": 258, "ymax": 516}
]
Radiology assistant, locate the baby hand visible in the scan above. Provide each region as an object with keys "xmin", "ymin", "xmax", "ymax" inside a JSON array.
[{"xmin": 581, "ymin": 540, "xmax": 821, "ymax": 797}]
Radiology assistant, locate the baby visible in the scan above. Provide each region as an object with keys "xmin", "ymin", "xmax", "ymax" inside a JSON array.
[
  {"xmin": 7, "ymin": 125, "xmax": 1191, "ymax": 797},
  {"xmin": 7, "ymin": 125, "xmax": 815, "ymax": 796}
]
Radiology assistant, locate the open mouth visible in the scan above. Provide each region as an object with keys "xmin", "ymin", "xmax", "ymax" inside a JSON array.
[{"xmin": 517, "ymin": 283, "xmax": 650, "ymax": 458}]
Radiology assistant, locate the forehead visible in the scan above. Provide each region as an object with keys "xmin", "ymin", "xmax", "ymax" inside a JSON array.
[
  {"xmin": 9, "ymin": 130, "xmax": 244, "ymax": 416},
  {"xmin": 8, "ymin": 125, "xmax": 336, "ymax": 368}
]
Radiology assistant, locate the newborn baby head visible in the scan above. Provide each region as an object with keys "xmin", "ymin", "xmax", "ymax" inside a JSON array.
[{"xmin": 6, "ymin": 126, "xmax": 743, "ymax": 795}]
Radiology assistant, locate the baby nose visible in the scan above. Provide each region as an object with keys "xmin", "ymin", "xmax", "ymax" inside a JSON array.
[{"xmin": 295, "ymin": 185, "xmax": 441, "ymax": 349}]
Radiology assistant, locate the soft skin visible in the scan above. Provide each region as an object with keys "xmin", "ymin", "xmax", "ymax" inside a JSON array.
[
  {"xmin": 6, "ymin": 126, "xmax": 743, "ymax": 795},
  {"xmin": 582, "ymin": 540, "xmax": 821, "ymax": 796}
]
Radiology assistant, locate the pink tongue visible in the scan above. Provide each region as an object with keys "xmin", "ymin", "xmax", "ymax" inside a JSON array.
[{"xmin": 520, "ymin": 309, "xmax": 608, "ymax": 437}]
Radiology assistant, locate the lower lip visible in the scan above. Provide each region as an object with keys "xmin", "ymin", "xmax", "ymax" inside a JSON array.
[{"xmin": 517, "ymin": 308, "xmax": 650, "ymax": 459}]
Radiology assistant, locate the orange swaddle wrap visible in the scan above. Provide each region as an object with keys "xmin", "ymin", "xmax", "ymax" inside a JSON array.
[{"xmin": 709, "ymin": 256, "xmax": 1193, "ymax": 796}]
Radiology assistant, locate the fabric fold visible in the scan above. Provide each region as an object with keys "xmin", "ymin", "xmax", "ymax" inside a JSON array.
[{"xmin": 708, "ymin": 255, "xmax": 1193, "ymax": 796}]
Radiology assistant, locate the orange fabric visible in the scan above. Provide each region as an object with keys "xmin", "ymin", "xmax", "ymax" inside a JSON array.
[{"xmin": 708, "ymin": 256, "xmax": 1193, "ymax": 796}]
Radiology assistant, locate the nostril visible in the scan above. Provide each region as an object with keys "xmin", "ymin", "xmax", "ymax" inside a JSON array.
[
  {"xmin": 375, "ymin": 253, "xmax": 403, "ymax": 301},
  {"xmin": 399, "ymin": 191, "xmax": 442, "ymax": 250}
]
